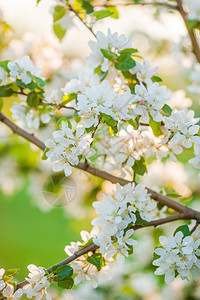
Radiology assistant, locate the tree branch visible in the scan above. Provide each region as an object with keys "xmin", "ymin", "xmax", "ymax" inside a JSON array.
[
  {"xmin": 191, "ymin": 220, "xmax": 200, "ymax": 234},
  {"xmin": 17, "ymin": 212, "xmax": 195, "ymax": 289},
  {"xmin": 94, "ymin": 1, "xmax": 177, "ymax": 10},
  {"xmin": 68, "ymin": 4, "xmax": 96, "ymax": 38},
  {"xmin": 0, "ymin": 112, "xmax": 45, "ymax": 150},
  {"xmin": 0, "ymin": 112, "xmax": 200, "ymax": 220},
  {"xmin": 176, "ymin": 0, "xmax": 200, "ymax": 63}
]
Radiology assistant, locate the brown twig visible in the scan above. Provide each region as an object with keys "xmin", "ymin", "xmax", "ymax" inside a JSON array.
[
  {"xmin": 94, "ymin": 1, "xmax": 177, "ymax": 9},
  {"xmin": 68, "ymin": 4, "xmax": 96, "ymax": 38},
  {"xmin": 57, "ymin": 104, "xmax": 76, "ymax": 111},
  {"xmin": 191, "ymin": 221, "xmax": 200, "ymax": 234},
  {"xmin": 176, "ymin": 0, "xmax": 200, "ymax": 63}
]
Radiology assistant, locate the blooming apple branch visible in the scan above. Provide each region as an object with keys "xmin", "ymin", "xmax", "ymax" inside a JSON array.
[
  {"xmin": 14, "ymin": 215, "xmax": 200, "ymax": 292},
  {"xmin": 0, "ymin": 0, "xmax": 200, "ymax": 298},
  {"xmin": 0, "ymin": 111, "xmax": 199, "ymax": 218}
]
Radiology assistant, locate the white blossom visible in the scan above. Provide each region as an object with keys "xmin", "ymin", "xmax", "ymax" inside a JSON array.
[
  {"xmin": 164, "ymin": 109, "xmax": 200, "ymax": 160},
  {"xmin": 62, "ymin": 67, "xmax": 100, "ymax": 95},
  {"xmin": 23, "ymin": 264, "xmax": 51, "ymax": 300},
  {"xmin": 130, "ymin": 59, "xmax": 159, "ymax": 84},
  {"xmin": 0, "ymin": 268, "xmax": 5, "ymax": 291},
  {"xmin": 45, "ymin": 122, "xmax": 96, "ymax": 177},
  {"xmin": 92, "ymin": 183, "xmax": 156, "ymax": 256},
  {"xmin": 64, "ymin": 227, "xmax": 107, "ymax": 288},
  {"xmin": 153, "ymin": 231, "xmax": 200, "ymax": 283},
  {"xmin": 43, "ymin": 89, "xmax": 58, "ymax": 104},
  {"xmin": 10, "ymin": 102, "xmax": 52, "ymax": 131},
  {"xmin": 87, "ymin": 29, "xmax": 132, "ymax": 72},
  {"xmin": 2, "ymin": 284, "xmax": 23, "ymax": 299},
  {"xmin": 132, "ymin": 80, "xmax": 169, "ymax": 122},
  {"xmin": 8, "ymin": 55, "xmax": 42, "ymax": 84}
]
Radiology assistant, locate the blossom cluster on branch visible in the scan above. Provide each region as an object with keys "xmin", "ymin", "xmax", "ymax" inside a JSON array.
[{"xmin": 1, "ymin": 0, "xmax": 200, "ymax": 298}]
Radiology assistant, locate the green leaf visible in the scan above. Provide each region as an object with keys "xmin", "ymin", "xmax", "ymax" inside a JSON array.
[
  {"xmin": 115, "ymin": 55, "xmax": 136, "ymax": 71},
  {"xmin": 188, "ymin": 19, "xmax": 200, "ymax": 30},
  {"xmin": 162, "ymin": 104, "xmax": 172, "ymax": 116},
  {"xmin": 94, "ymin": 65, "xmax": 101, "ymax": 76},
  {"xmin": 2, "ymin": 275, "xmax": 12, "ymax": 282},
  {"xmin": 41, "ymin": 148, "xmax": 49, "ymax": 160},
  {"xmin": 57, "ymin": 277, "xmax": 74, "ymax": 289},
  {"xmin": 174, "ymin": 225, "xmax": 191, "ymax": 238},
  {"xmin": 100, "ymin": 48, "xmax": 116, "ymax": 60},
  {"xmin": 57, "ymin": 117, "xmax": 72, "ymax": 129},
  {"xmin": 27, "ymin": 91, "xmax": 40, "ymax": 108},
  {"xmin": 53, "ymin": 23, "xmax": 66, "ymax": 41},
  {"xmin": 151, "ymin": 75, "xmax": 162, "ymax": 83},
  {"xmin": 4, "ymin": 269, "xmax": 19, "ymax": 277},
  {"xmin": 119, "ymin": 48, "xmax": 138, "ymax": 55},
  {"xmin": 93, "ymin": 10, "xmax": 114, "ymax": 20},
  {"xmin": 132, "ymin": 156, "xmax": 147, "ymax": 176},
  {"xmin": 128, "ymin": 116, "xmax": 140, "ymax": 130},
  {"xmin": 101, "ymin": 113, "xmax": 118, "ymax": 133},
  {"xmin": 56, "ymin": 265, "xmax": 73, "ymax": 280},
  {"xmin": 122, "ymin": 70, "xmax": 133, "ymax": 79},
  {"xmin": 87, "ymin": 253, "xmax": 104, "ymax": 271},
  {"xmin": 53, "ymin": 5, "xmax": 66, "ymax": 22},
  {"xmin": 61, "ymin": 93, "xmax": 76, "ymax": 106},
  {"xmin": 106, "ymin": 6, "xmax": 119, "ymax": 19},
  {"xmin": 135, "ymin": 211, "xmax": 148, "ymax": 226},
  {"xmin": 16, "ymin": 79, "xmax": 36, "ymax": 91},
  {"xmin": 33, "ymin": 76, "xmax": 45, "ymax": 88},
  {"xmin": 50, "ymin": 265, "xmax": 59, "ymax": 273},
  {"xmin": 0, "ymin": 60, "xmax": 10, "ymax": 72},
  {"xmin": 0, "ymin": 98, "xmax": 3, "ymax": 111},
  {"xmin": 149, "ymin": 115, "xmax": 163, "ymax": 137},
  {"xmin": 127, "ymin": 245, "xmax": 134, "ymax": 255},
  {"xmin": 82, "ymin": 0, "xmax": 94, "ymax": 14},
  {"xmin": 0, "ymin": 86, "xmax": 13, "ymax": 97},
  {"xmin": 37, "ymin": 0, "xmax": 41, "ymax": 4},
  {"xmin": 79, "ymin": 237, "xmax": 94, "ymax": 249},
  {"xmin": 4, "ymin": 83, "xmax": 15, "ymax": 90},
  {"xmin": 100, "ymin": 70, "xmax": 108, "ymax": 81}
]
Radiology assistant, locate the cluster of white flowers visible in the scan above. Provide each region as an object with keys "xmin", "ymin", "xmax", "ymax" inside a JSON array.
[
  {"xmin": 70, "ymin": 30, "xmax": 170, "ymax": 126},
  {"xmin": 45, "ymin": 121, "xmax": 96, "ymax": 176},
  {"xmin": 65, "ymin": 227, "xmax": 109, "ymax": 288},
  {"xmin": 184, "ymin": 0, "xmax": 200, "ymax": 21},
  {"xmin": 153, "ymin": 231, "xmax": 200, "ymax": 283},
  {"xmin": 130, "ymin": 59, "xmax": 159, "ymax": 84},
  {"xmin": 8, "ymin": 55, "xmax": 42, "ymax": 85},
  {"xmin": 76, "ymin": 80, "xmax": 132, "ymax": 128},
  {"xmin": 164, "ymin": 109, "xmax": 200, "ymax": 161},
  {"xmin": 87, "ymin": 29, "xmax": 132, "ymax": 73},
  {"xmin": 92, "ymin": 183, "xmax": 157, "ymax": 262},
  {"xmin": 62, "ymin": 67, "xmax": 100, "ymax": 95},
  {"xmin": 23, "ymin": 264, "xmax": 51, "ymax": 300},
  {"xmin": 10, "ymin": 102, "xmax": 53, "ymax": 131},
  {"xmin": 132, "ymin": 81, "xmax": 169, "ymax": 123},
  {"xmin": 100, "ymin": 125, "xmax": 167, "ymax": 172},
  {"xmin": 0, "ymin": 268, "xmax": 23, "ymax": 299}
]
